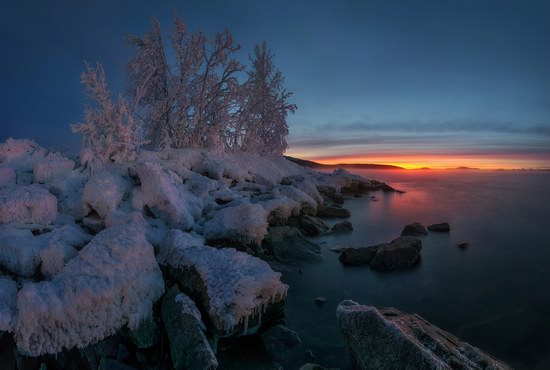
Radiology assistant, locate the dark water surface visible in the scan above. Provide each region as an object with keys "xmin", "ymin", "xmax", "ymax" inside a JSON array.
[{"xmin": 282, "ymin": 169, "xmax": 550, "ymax": 369}]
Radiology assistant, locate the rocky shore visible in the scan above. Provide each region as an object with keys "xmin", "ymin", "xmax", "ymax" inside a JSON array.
[{"xmin": 0, "ymin": 138, "xmax": 510, "ymax": 369}]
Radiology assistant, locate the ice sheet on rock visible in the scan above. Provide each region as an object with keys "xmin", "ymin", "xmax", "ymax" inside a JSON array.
[
  {"xmin": 258, "ymin": 196, "xmax": 300, "ymax": 225},
  {"xmin": 203, "ymin": 203, "xmax": 268, "ymax": 245},
  {"xmin": 33, "ymin": 153, "xmax": 75, "ymax": 184},
  {"xmin": 0, "ymin": 167, "xmax": 16, "ymax": 187},
  {"xmin": 158, "ymin": 230, "xmax": 288, "ymax": 334},
  {"xmin": 0, "ymin": 185, "xmax": 58, "ymax": 225},
  {"xmin": 14, "ymin": 223, "xmax": 165, "ymax": 356},
  {"xmin": 277, "ymin": 185, "xmax": 318, "ymax": 213},
  {"xmin": 135, "ymin": 162, "xmax": 202, "ymax": 230},
  {"xmin": 0, "ymin": 138, "xmax": 47, "ymax": 172},
  {"xmin": 0, "ymin": 277, "xmax": 18, "ymax": 332},
  {"xmin": 0, "ymin": 225, "xmax": 45, "ymax": 277},
  {"xmin": 82, "ymin": 170, "xmax": 128, "ymax": 219}
]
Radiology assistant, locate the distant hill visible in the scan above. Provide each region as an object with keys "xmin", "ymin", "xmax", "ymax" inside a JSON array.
[
  {"xmin": 448, "ymin": 166, "xmax": 481, "ymax": 170},
  {"xmin": 285, "ymin": 156, "xmax": 404, "ymax": 170}
]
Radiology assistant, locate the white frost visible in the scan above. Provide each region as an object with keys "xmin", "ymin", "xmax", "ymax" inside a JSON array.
[
  {"xmin": 0, "ymin": 185, "xmax": 57, "ymax": 225},
  {"xmin": 82, "ymin": 169, "xmax": 127, "ymax": 218},
  {"xmin": 203, "ymin": 203, "xmax": 268, "ymax": 245},
  {"xmin": 0, "ymin": 167, "xmax": 16, "ymax": 187},
  {"xmin": 33, "ymin": 153, "xmax": 75, "ymax": 184},
  {"xmin": 0, "ymin": 225, "xmax": 44, "ymax": 277}
]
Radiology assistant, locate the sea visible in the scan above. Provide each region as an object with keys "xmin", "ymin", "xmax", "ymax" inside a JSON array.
[{"xmin": 281, "ymin": 169, "xmax": 550, "ymax": 369}]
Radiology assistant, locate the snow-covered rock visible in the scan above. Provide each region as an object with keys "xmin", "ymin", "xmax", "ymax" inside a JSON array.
[
  {"xmin": 158, "ymin": 230, "xmax": 287, "ymax": 336},
  {"xmin": 33, "ymin": 153, "xmax": 75, "ymax": 183},
  {"xmin": 0, "ymin": 167, "xmax": 16, "ymax": 187},
  {"xmin": 259, "ymin": 196, "xmax": 301, "ymax": 226},
  {"xmin": 0, "ymin": 184, "xmax": 57, "ymax": 224},
  {"xmin": 0, "ymin": 277, "xmax": 18, "ymax": 332},
  {"xmin": 14, "ymin": 223, "xmax": 165, "ymax": 355},
  {"xmin": 0, "ymin": 225, "xmax": 44, "ymax": 277},
  {"xmin": 277, "ymin": 185, "xmax": 318, "ymax": 215},
  {"xmin": 0, "ymin": 138, "xmax": 47, "ymax": 172},
  {"xmin": 204, "ymin": 203, "xmax": 268, "ymax": 245},
  {"xmin": 82, "ymin": 170, "xmax": 128, "ymax": 219}
]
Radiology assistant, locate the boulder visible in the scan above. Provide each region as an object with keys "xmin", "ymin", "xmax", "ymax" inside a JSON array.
[
  {"xmin": 400, "ymin": 222, "xmax": 427, "ymax": 236},
  {"xmin": 0, "ymin": 184, "xmax": 57, "ymax": 224},
  {"xmin": 128, "ymin": 318, "xmax": 160, "ymax": 349},
  {"xmin": 261, "ymin": 324, "xmax": 301, "ymax": 361},
  {"xmin": 317, "ymin": 205, "xmax": 351, "ymax": 218},
  {"xmin": 0, "ymin": 167, "xmax": 16, "ymax": 187},
  {"xmin": 158, "ymin": 230, "xmax": 287, "ymax": 337},
  {"xmin": 0, "ymin": 277, "xmax": 18, "ymax": 333},
  {"xmin": 0, "ymin": 225, "xmax": 46, "ymax": 277},
  {"xmin": 299, "ymin": 215, "xmax": 329, "ymax": 236},
  {"xmin": 330, "ymin": 221, "xmax": 353, "ymax": 234},
  {"xmin": 262, "ymin": 226, "xmax": 323, "ymax": 265},
  {"xmin": 33, "ymin": 154, "xmax": 74, "ymax": 184},
  {"xmin": 82, "ymin": 170, "xmax": 127, "ymax": 219},
  {"xmin": 339, "ymin": 237, "xmax": 421, "ymax": 271},
  {"xmin": 428, "ymin": 222, "xmax": 451, "ymax": 232},
  {"xmin": 161, "ymin": 286, "xmax": 218, "ymax": 370},
  {"xmin": 336, "ymin": 300, "xmax": 511, "ymax": 370}
]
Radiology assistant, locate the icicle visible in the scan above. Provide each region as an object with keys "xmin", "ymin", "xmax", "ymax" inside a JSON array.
[{"xmin": 243, "ymin": 314, "xmax": 249, "ymax": 335}]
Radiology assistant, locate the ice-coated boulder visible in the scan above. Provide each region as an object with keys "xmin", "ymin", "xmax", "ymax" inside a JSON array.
[
  {"xmin": 33, "ymin": 153, "xmax": 75, "ymax": 183},
  {"xmin": 135, "ymin": 161, "xmax": 201, "ymax": 230},
  {"xmin": 260, "ymin": 196, "xmax": 301, "ymax": 226},
  {"xmin": 0, "ymin": 184, "xmax": 57, "ymax": 224},
  {"xmin": 203, "ymin": 203, "xmax": 269, "ymax": 246},
  {"xmin": 14, "ymin": 222, "xmax": 165, "ymax": 356},
  {"xmin": 0, "ymin": 167, "xmax": 16, "ymax": 187},
  {"xmin": 0, "ymin": 225, "xmax": 45, "ymax": 277},
  {"xmin": 161, "ymin": 286, "xmax": 218, "ymax": 370},
  {"xmin": 336, "ymin": 300, "xmax": 511, "ymax": 370},
  {"xmin": 82, "ymin": 170, "xmax": 128, "ymax": 219},
  {"xmin": 0, "ymin": 138, "xmax": 47, "ymax": 172},
  {"xmin": 158, "ymin": 230, "xmax": 288, "ymax": 337},
  {"xmin": 262, "ymin": 226, "xmax": 323, "ymax": 265},
  {"xmin": 0, "ymin": 277, "xmax": 18, "ymax": 333}
]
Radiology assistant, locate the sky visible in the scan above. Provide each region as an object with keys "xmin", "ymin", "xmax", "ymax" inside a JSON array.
[{"xmin": 1, "ymin": 0, "xmax": 549, "ymax": 169}]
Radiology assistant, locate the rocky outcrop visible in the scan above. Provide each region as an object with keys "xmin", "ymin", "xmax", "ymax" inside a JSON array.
[
  {"xmin": 400, "ymin": 222, "xmax": 427, "ymax": 236},
  {"xmin": 317, "ymin": 204, "xmax": 351, "ymax": 218},
  {"xmin": 161, "ymin": 286, "xmax": 218, "ymax": 370},
  {"xmin": 339, "ymin": 237, "xmax": 421, "ymax": 271},
  {"xmin": 330, "ymin": 221, "xmax": 353, "ymax": 234},
  {"xmin": 261, "ymin": 324, "xmax": 301, "ymax": 361},
  {"xmin": 428, "ymin": 222, "xmax": 451, "ymax": 232},
  {"xmin": 337, "ymin": 300, "xmax": 511, "ymax": 370},
  {"xmin": 299, "ymin": 215, "xmax": 329, "ymax": 236},
  {"xmin": 262, "ymin": 226, "xmax": 323, "ymax": 265}
]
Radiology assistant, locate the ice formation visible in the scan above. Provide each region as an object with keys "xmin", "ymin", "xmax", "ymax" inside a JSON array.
[
  {"xmin": 82, "ymin": 169, "xmax": 128, "ymax": 218},
  {"xmin": 0, "ymin": 225, "xmax": 45, "ymax": 277},
  {"xmin": 0, "ymin": 184, "xmax": 58, "ymax": 224},
  {"xmin": 158, "ymin": 229, "xmax": 288, "ymax": 335},
  {"xmin": 33, "ymin": 153, "xmax": 75, "ymax": 184},
  {"xmin": 14, "ymin": 223, "xmax": 165, "ymax": 355},
  {"xmin": 203, "ymin": 203, "xmax": 269, "ymax": 245},
  {"xmin": 0, "ymin": 167, "xmax": 16, "ymax": 187}
]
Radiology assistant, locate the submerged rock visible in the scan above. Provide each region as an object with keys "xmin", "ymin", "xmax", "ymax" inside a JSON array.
[
  {"xmin": 339, "ymin": 237, "xmax": 421, "ymax": 271},
  {"xmin": 317, "ymin": 205, "xmax": 351, "ymax": 218},
  {"xmin": 428, "ymin": 222, "xmax": 451, "ymax": 232},
  {"xmin": 336, "ymin": 300, "xmax": 511, "ymax": 370},
  {"xmin": 299, "ymin": 215, "xmax": 329, "ymax": 236},
  {"xmin": 161, "ymin": 286, "xmax": 218, "ymax": 370},
  {"xmin": 400, "ymin": 222, "xmax": 428, "ymax": 236},
  {"xmin": 330, "ymin": 221, "xmax": 353, "ymax": 234},
  {"xmin": 262, "ymin": 226, "xmax": 323, "ymax": 265},
  {"xmin": 261, "ymin": 324, "xmax": 301, "ymax": 361}
]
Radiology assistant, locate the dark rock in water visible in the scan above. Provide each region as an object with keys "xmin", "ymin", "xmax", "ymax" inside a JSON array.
[
  {"xmin": 339, "ymin": 246, "xmax": 379, "ymax": 266},
  {"xmin": 400, "ymin": 222, "xmax": 427, "ymax": 236},
  {"xmin": 161, "ymin": 286, "xmax": 218, "ymax": 370},
  {"xmin": 299, "ymin": 215, "xmax": 329, "ymax": 236},
  {"xmin": 336, "ymin": 300, "xmax": 511, "ymax": 370},
  {"xmin": 99, "ymin": 357, "xmax": 136, "ymax": 370},
  {"xmin": 329, "ymin": 245, "xmax": 346, "ymax": 253},
  {"xmin": 339, "ymin": 237, "xmax": 421, "ymax": 271},
  {"xmin": 317, "ymin": 205, "xmax": 351, "ymax": 218},
  {"xmin": 128, "ymin": 318, "xmax": 160, "ymax": 349},
  {"xmin": 353, "ymin": 194, "xmax": 362, "ymax": 198},
  {"xmin": 428, "ymin": 222, "xmax": 451, "ymax": 232},
  {"xmin": 300, "ymin": 364, "xmax": 341, "ymax": 370},
  {"xmin": 458, "ymin": 241, "xmax": 470, "ymax": 249},
  {"xmin": 330, "ymin": 221, "xmax": 353, "ymax": 234},
  {"xmin": 261, "ymin": 325, "xmax": 301, "ymax": 361},
  {"xmin": 262, "ymin": 226, "xmax": 323, "ymax": 265},
  {"xmin": 330, "ymin": 193, "xmax": 345, "ymax": 205},
  {"xmin": 369, "ymin": 236, "xmax": 422, "ymax": 271},
  {"xmin": 314, "ymin": 297, "xmax": 326, "ymax": 306}
]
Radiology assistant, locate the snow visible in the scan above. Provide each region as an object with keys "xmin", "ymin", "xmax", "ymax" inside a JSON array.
[
  {"xmin": 0, "ymin": 225, "xmax": 44, "ymax": 277},
  {"xmin": 0, "ymin": 184, "xmax": 58, "ymax": 225},
  {"xmin": 0, "ymin": 167, "xmax": 16, "ymax": 187},
  {"xmin": 175, "ymin": 292, "xmax": 204, "ymax": 328},
  {"xmin": 259, "ymin": 196, "xmax": 300, "ymax": 225},
  {"xmin": 14, "ymin": 222, "xmax": 164, "ymax": 356},
  {"xmin": 33, "ymin": 153, "xmax": 75, "ymax": 184},
  {"xmin": 0, "ymin": 138, "xmax": 47, "ymax": 172},
  {"xmin": 0, "ymin": 277, "xmax": 18, "ymax": 332},
  {"xmin": 158, "ymin": 229, "xmax": 288, "ymax": 335},
  {"xmin": 82, "ymin": 170, "xmax": 128, "ymax": 218},
  {"xmin": 277, "ymin": 185, "xmax": 318, "ymax": 214},
  {"xmin": 203, "ymin": 203, "xmax": 268, "ymax": 245}
]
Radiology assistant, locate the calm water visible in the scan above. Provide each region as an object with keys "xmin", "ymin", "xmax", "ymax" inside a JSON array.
[{"xmin": 282, "ymin": 169, "xmax": 550, "ymax": 369}]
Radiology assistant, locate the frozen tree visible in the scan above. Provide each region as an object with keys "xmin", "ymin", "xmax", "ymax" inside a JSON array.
[
  {"xmin": 232, "ymin": 42, "xmax": 296, "ymax": 155},
  {"xmin": 71, "ymin": 62, "xmax": 144, "ymax": 170}
]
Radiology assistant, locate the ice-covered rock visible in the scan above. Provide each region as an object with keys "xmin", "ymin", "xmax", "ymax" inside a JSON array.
[
  {"xmin": 259, "ymin": 196, "xmax": 301, "ymax": 226},
  {"xmin": 262, "ymin": 226, "xmax": 323, "ymax": 265},
  {"xmin": 0, "ymin": 277, "xmax": 18, "ymax": 332},
  {"xmin": 83, "ymin": 170, "xmax": 128, "ymax": 219},
  {"xmin": 33, "ymin": 153, "xmax": 75, "ymax": 183},
  {"xmin": 14, "ymin": 223, "xmax": 165, "ymax": 355},
  {"xmin": 0, "ymin": 225, "xmax": 45, "ymax": 277},
  {"xmin": 158, "ymin": 230, "xmax": 287, "ymax": 337},
  {"xmin": 161, "ymin": 286, "xmax": 218, "ymax": 370},
  {"xmin": 0, "ymin": 138, "xmax": 47, "ymax": 172},
  {"xmin": 278, "ymin": 185, "xmax": 318, "ymax": 215},
  {"xmin": 0, "ymin": 167, "xmax": 16, "ymax": 187},
  {"xmin": 135, "ymin": 161, "xmax": 201, "ymax": 230},
  {"xmin": 0, "ymin": 184, "xmax": 57, "ymax": 224},
  {"xmin": 204, "ymin": 203, "xmax": 268, "ymax": 246},
  {"xmin": 336, "ymin": 300, "xmax": 511, "ymax": 370}
]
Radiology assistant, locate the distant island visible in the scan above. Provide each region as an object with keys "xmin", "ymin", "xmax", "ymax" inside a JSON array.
[{"xmin": 285, "ymin": 156, "xmax": 405, "ymax": 170}]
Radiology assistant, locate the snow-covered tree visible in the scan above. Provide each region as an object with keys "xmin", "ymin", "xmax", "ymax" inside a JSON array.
[{"xmin": 71, "ymin": 62, "xmax": 144, "ymax": 170}]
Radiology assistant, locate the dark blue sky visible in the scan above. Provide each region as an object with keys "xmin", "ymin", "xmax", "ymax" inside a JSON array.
[{"xmin": 1, "ymin": 0, "xmax": 549, "ymax": 168}]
